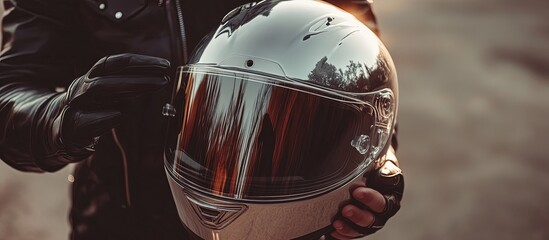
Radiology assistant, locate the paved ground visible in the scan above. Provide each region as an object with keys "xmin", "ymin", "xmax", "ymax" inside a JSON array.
[{"xmin": 1, "ymin": 0, "xmax": 549, "ymax": 239}]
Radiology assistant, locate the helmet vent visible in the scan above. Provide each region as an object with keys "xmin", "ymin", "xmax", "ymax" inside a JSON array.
[
  {"xmin": 197, "ymin": 206, "xmax": 222, "ymax": 222},
  {"xmin": 186, "ymin": 194, "xmax": 248, "ymax": 230},
  {"xmin": 246, "ymin": 59, "xmax": 254, "ymax": 67}
]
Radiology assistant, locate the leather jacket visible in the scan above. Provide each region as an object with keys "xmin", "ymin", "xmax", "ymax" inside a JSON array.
[{"xmin": 0, "ymin": 0, "xmax": 388, "ymax": 239}]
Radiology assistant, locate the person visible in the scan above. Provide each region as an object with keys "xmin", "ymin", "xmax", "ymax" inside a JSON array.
[{"xmin": 0, "ymin": 0, "xmax": 403, "ymax": 239}]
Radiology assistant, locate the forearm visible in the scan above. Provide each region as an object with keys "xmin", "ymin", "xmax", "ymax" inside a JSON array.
[
  {"xmin": 0, "ymin": 1, "xmax": 76, "ymax": 172},
  {"xmin": 0, "ymin": 83, "xmax": 62, "ymax": 172}
]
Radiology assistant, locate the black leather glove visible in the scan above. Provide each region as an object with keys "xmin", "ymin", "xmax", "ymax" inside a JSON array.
[{"xmin": 0, "ymin": 54, "xmax": 169, "ymax": 171}]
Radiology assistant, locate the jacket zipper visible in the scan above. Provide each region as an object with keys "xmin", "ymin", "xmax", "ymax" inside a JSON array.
[
  {"xmin": 112, "ymin": 128, "xmax": 132, "ymax": 208},
  {"xmin": 110, "ymin": 0, "xmax": 189, "ymax": 210},
  {"xmin": 174, "ymin": 0, "xmax": 189, "ymax": 63}
]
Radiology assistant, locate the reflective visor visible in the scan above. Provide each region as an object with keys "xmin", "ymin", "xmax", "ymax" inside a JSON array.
[{"xmin": 165, "ymin": 66, "xmax": 395, "ymax": 201}]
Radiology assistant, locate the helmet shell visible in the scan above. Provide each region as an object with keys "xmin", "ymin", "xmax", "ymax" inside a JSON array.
[
  {"xmin": 165, "ymin": 1, "xmax": 399, "ymax": 239},
  {"xmin": 190, "ymin": 0, "xmax": 398, "ymax": 94}
]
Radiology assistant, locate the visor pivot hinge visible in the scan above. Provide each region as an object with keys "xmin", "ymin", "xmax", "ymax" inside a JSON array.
[{"xmin": 162, "ymin": 103, "xmax": 176, "ymax": 117}]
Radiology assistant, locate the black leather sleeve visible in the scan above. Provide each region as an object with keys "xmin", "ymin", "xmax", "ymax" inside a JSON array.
[{"xmin": 0, "ymin": 0, "xmax": 78, "ymax": 172}]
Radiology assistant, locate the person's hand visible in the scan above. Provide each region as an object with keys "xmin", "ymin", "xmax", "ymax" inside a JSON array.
[
  {"xmin": 330, "ymin": 147, "xmax": 404, "ymax": 239},
  {"xmin": 36, "ymin": 54, "xmax": 170, "ymax": 169}
]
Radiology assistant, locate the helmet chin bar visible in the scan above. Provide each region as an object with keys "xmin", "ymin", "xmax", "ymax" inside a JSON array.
[{"xmin": 166, "ymin": 165, "xmax": 374, "ymax": 240}]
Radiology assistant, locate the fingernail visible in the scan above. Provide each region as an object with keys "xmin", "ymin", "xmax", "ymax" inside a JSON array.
[{"xmin": 356, "ymin": 192, "xmax": 365, "ymax": 200}]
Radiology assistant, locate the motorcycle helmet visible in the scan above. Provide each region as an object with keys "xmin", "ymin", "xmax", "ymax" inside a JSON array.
[{"xmin": 163, "ymin": 0, "xmax": 398, "ymax": 239}]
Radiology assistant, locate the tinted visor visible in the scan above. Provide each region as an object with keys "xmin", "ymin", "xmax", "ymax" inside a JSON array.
[{"xmin": 165, "ymin": 66, "xmax": 395, "ymax": 201}]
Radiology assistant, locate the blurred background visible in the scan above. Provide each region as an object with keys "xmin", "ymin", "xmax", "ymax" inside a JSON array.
[{"xmin": 1, "ymin": 0, "xmax": 549, "ymax": 239}]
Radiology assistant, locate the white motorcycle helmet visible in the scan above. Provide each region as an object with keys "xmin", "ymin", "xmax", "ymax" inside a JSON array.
[{"xmin": 164, "ymin": 0, "xmax": 398, "ymax": 239}]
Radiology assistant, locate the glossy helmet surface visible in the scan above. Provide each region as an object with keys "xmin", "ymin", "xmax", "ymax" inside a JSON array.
[{"xmin": 164, "ymin": 1, "xmax": 398, "ymax": 239}]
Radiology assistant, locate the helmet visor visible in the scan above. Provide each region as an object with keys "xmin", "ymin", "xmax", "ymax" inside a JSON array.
[{"xmin": 165, "ymin": 66, "xmax": 395, "ymax": 201}]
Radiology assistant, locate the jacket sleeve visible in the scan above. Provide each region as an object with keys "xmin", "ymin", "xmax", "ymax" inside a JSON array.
[{"xmin": 0, "ymin": 0, "xmax": 78, "ymax": 172}]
